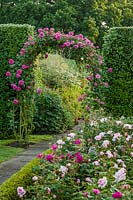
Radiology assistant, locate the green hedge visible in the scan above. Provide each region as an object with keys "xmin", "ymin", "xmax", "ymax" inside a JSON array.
[
  {"xmin": 102, "ymin": 27, "xmax": 133, "ymax": 117},
  {"xmin": 0, "ymin": 149, "xmax": 51, "ymax": 200},
  {"xmin": 0, "ymin": 24, "xmax": 35, "ymax": 138}
]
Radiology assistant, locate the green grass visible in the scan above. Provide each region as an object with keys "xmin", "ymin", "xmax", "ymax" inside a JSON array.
[{"xmin": 0, "ymin": 134, "xmax": 52, "ymax": 164}]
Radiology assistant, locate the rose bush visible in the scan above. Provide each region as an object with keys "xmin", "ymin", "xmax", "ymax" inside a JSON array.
[{"xmin": 18, "ymin": 114, "xmax": 133, "ymax": 199}]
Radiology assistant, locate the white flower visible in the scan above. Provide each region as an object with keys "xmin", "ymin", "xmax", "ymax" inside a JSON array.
[
  {"xmin": 90, "ymin": 121, "xmax": 97, "ymax": 127},
  {"xmin": 116, "ymin": 121, "xmax": 123, "ymax": 125},
  {"xmin": 114, "ymin": 168, "xmax": 126, "ymax": 182},
  {"xmin": 32, "ymin": 176, "xmax": 38, "ymax": 181},
  {"xmin": 66, "ymin": 163, "xmax": 71, "ymax": 167},
  {"xmin": 100, "ymin": 118, "xmax": 107, "ymax": 122},
  {"xmin": 68, "ymin": 132, "xmax": 76, "ymax": 138},
  {"xmin": 56, "ymin": 139, "xmax": 65, "ymax": 145},
  {"xmin": 95, "ymin": 135, "xmax": 102, "ymax": 141},
  {"xmin": 17, "ymin": 187, "xmax": 26, "ymax": 198},
  {"xmin": 102, "ymin": 140, "xmax": 110, "ymax": 148},
  {"xmin": 114, "ymin": 163, "xmax": 118, "ymax": 169},
  {"xmin": 126, "ymin": 135, "xmax": 131, "ymax": 141},
  {"xmin": 107, "ymin": 130, "xmax": 113, "ymax": 135},
  {"xmin": 99, "ymin": 132, "xmax": 106, "ymax": 137},
  {"xmin": 98, "ymin": 177, "xmax": 108, "ymax": 188},
  {"xmin": 59, "ymin": 166, "xmax": 68, "ymax": 174},
  {"xmin": 66, "ymin": 137, "xmax": 71, "ymax": 141},
  {"xmin": 123, "ymin": 124, "xmax": 132, "ymax": 129}
]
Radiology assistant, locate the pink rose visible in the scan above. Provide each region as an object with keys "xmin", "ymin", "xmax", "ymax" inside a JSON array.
[
  {"xmin": 36, "ymin": 153, "xmax": 43, "ymax": 158},
  {"xmin": 39, "ymin": 32, "xmax": 45, "ymax": 38},
  {"xmin": 17, "ymin": 69, "xmax": 22, "ymax": 75},
  {"xmin": 16, "ymin": 73, "xmax": 21, "ymax": 78},
  {"xmin": 11, "ymin": 83, "xmax": 17, "ymax": 90},
  {"xmin": 112, "ymin": 191, "xmax": 122, "ymax": 198},
  {"xmin": 45, "ymin": 154, "xmax": 53, "ymax": 162},
  {"xmin": 17, "ymin": 187, "xmax": 26, "ymax": 198},
  {"xmin": 51, "ymin": 144, "xmax": 58, "ymax": 151},
  {"xmin": 13, "ymin": 99, "xmax": 19, "ymax": 105},
  {"xmin": 6, "ymin": 71, "xmax": 11, "ymax": 77},
  {"xmin": 95, "ymin": 74, "xmax": 101, "ymax": 79},
  {"xmin": 108, "ymin": 68, "xmax": 113, "ymax": 73},
  {"xmin": 19, "ymin": 80, "xmax": 24, "ymax": 86},
  {"xmin": 8, "ymin": 59, "xmax": 14, "ymax": 65},
  {"xmin": 17, "ymin": 86, "xmax": 22, "ymax": 92},
  {"xmin": 92, "ymin": 189, "xmax": 100, "ymax": 195},
  {"xmin": 74, "ymin": 139, "xmax": 81, "ymax": 145}
]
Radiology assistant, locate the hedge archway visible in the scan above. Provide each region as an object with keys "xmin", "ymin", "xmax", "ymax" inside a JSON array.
[{"xmin": 6, "ymin": 27, "xmax": 109, "ymax": 141}]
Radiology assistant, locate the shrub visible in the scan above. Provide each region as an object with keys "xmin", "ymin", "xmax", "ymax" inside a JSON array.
[
  {"xmin": 33, "ymin": 90, "xmax": 74, "ymax": 134},
  {"xmin": 0, "ymin": 24, "xmax": 35, "ymax": 138},
  {"xmin": 102, "ymin": 27, "xmax": 133, "ymax": 117},
  {"xmin": 39, "ymin": 54, "xmax": 81, "ymax": 89}
]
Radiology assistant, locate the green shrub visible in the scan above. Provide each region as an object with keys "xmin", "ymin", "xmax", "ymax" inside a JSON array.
[
  {"xmin": 0, "ymin": 149, "xmax": 51, "ymax": 200},
  {"xmin": 39, "ymin": 54, "xmax": 80, "ymax": 89},
  {"xmin": 0, "ymin": 24, "xmax": 35, "ymax": 138},
  {"xmin": 33, "ymin": 90, "xmax": 74, "ymax": 134},
  {"xmin": 102, "ymin": 27, "xmax": 133, "ymax": 117}
]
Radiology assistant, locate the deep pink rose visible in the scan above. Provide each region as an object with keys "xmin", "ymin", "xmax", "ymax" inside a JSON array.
[
  {"xmin": 112, "ymin": 192, "xmax": 122, "ymax": 198},
  {"xmin": 36, "ymin": 153, "xmax": 43, "ymax": 158},
  {"xmin": 11, "ymin": 83, "xmax": 17, "ymax": 90},
  {"xmin": 8, "ymin": 59, "xmax": 14, "ymax": 65},
  {"xmin": 19, "ymin": 80, "xmax": 24, "ymax": 86},
  {"xmin": 17, "ymin": 86, "xmax": 22, "ymax": 92},
  {"xmin": 92, "ymin": 189, "xmax": 100, "ymax": 195},
  {"xmin": 13, "ymin": 99, "xmax": 19, "ymax": 105},
  {"xmin": 16, "ymin": 73, "xmax": 21, "ymax": 78},
  {"xmin": 39, "ymin": 32, "xmax": 45, "ymax": 38},
  {"xmin": 6, "ymin": 71, "xmax": 11, "ymax": 77},
  {"xmin": 108, "ymin": 68, "xmax": 113, "ymax": 73},
  {"xmin": 74, "ymin": 139, "xmax": 81, "ymax": 145},
  {"xmin": 45, "ymin": 154, "xmax": 53, "ymax": 162},
  {"xmin": 17, "ymin": 69, "xmax": 22, "ymax": 75},
  {"xmin": 51, "ymin": 144, "xmax": 58, "ymax": 151}
]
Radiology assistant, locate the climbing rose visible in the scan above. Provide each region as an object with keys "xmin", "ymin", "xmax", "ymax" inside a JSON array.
[
  {"xmin": 6, "ymin": 71, "xmax": 11, "ymax": 77},
  {"xmin": 13, "ymin": 99, "xmax": 19, "ymax": 105},
  {"xmin": 19, "ymin": 80, "xmax": 24, "ymax": 86},
  {"xmin": 17, "ymin": 187, "xmax": 26, "ymax": 198},
  {"xmin": 112, "ymin": 191, "xmax": 122, "ymax": 198},
  {"xmin": 9, "ymin": 59, "xmax": 14, "ymax": 65}
]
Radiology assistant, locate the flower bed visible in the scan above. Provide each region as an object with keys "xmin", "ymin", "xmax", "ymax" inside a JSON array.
[{"xmin": 17, "ymin": 114, "xmax": 133, "ymax": 199}]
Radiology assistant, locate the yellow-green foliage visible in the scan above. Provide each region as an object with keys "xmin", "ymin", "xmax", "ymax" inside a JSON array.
[
  {"xmin": 58, "ymin": 85, "xmax": 85, "ymax": 120},
  {"xmin": 34, "ymin": 55, "xmax": 44, "ymax": 89},
  {"xmin": 0, "ymin": 149, "xmax": 51, "ymax": 200}
]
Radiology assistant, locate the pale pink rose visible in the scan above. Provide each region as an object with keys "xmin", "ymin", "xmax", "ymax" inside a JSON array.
[
  {"xmin": 13, "ymin": 99, "xmax": 19, "ymax": 105},
  {"xmin": 77, "ymin": 179, "xmax": 80, "ymax": 183},
  {"xmin": 92, "ymin": 189, "xmax": 100, "ymax": 195},
  {"xmin": 95, "ymin": 73, "xmax": 101, "ymax": 79},
  {"xmin": 98, "ymin": 177, "xmax": 108, "ymax": 188},
  {"xmin": 102, "ymin": 140, "xmax": 110, "ymax": 148},
  {"xmin": 85, "ymin": 177, "xmax": 92, "ymax": 183},
  {"xmin": 114, "ymin": 168, "xmax": 126, "ymax": 182},
  {"xmin": 95, "ymin": 135, "xmax": 102, "ymax": 141},
  {"xmin": 93, "ymin": 160, "xmax": 100, "ymax": 166},
  {"xmin": 100, "ymin": 151, "xmax": 105, "ymax": 156},
  {"xmin": 17, "ymin": 187, "xmax": 26, "ymax": 198},
  {"xmin": 130, "ymin": 152, "xmax": 133, "ymax": 157},
  {"xmin": 106, "ymin": 150, "xmax": 113, "ymax": 158}
]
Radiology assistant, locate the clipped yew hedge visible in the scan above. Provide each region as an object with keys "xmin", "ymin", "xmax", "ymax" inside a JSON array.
[
  {"xmin": 0, "ymin": 24, "xmax": 34, "ymax": 138},
  {"xmin": 102, "ymin": 27, "xmax": 133, "ymax": 117}
]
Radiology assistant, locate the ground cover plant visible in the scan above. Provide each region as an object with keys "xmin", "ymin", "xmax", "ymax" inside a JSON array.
[{"xmin": 16, "ymin": 111, "xmax": 133, "ymax": 199}]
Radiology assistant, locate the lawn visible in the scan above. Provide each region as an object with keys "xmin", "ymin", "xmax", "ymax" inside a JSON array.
[{"xmin": 0, "ymin": 135, "xmax": 52, "ymax": 164}]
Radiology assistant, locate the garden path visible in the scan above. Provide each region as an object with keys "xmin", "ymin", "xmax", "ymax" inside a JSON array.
[{"xmin": 0, "ymin": 140, "xmax": 50, "ymax": 185}]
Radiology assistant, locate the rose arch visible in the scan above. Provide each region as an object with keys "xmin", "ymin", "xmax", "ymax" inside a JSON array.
[{"xmin": 6, "ymin": 27, "xmax": 108, "ymax": 142}]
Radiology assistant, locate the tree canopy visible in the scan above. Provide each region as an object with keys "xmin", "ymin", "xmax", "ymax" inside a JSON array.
[{"xmin": 0, "ymin": 0, "xmax": 133, "ymax": 45}]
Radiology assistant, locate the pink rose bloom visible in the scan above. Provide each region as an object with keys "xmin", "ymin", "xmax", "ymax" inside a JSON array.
[
  {"xmin": 17, "ymin": 187, "xmax": 26, "ymax": 198},
  {"xmin": 98, "ymin": 177, "xmax": 108, "ymax": 188},
  {"xmin": 11, "ymin": 83, "xmax": 17, "ymax": 90},
  {"xmin": 22, "ymin": 64, "xmax": 28, "ymax": 69},
  {"xmin": 95, "ymin": 74, "xmax": 101, "ymax": 79},
  {"xmin": 19, "ymin": 80, "xmax": 24, "ymax": 86},
  {"xmin": 17, "ymin": 86, "xmax": 22, "ymax": 92},
  {"xmin": 20, "ymin": 48, "xmax": 25, "ymax": 55},
  {"xmin": 95, "ymin": 135, "xmax": 102, "ymax": 141},
  {"xmin": 17, "ymin": 69, "xmax": 22, "ymax": 75},
  {"xmin": 13, "ymin": 99, "xmax": 19, "ymax": 105},
  {"xmin": 108, "ymin": 68, "xmax": 113, "ymax": 73},
  {"xmin": 46, "ymin": 187, "xmax": 51, "ymax": 194},
  {"xmin": 36, "ymin": 153, "xmax": 43, "ymax": 158},
  {"xmin": 39, "ymin": 32, "xmax": 45, "ymax": 38},
  {"xmin": 75, "ymin": 152, "xmax": 83, "ymax": 163},
  {"xmin": 38, "ymin": 28, "xmax": 43, "ymax": 33},
  {"xmin": 36, "ymin": 88, "xmax": 42, "ymax": 94},
  {"xmin": 106, "ymin": 150, "xmax": 113, "ymax": 158},
  {"xmin": 6, "ymin": 71, "xmax": 11, "ymax": 77},
  {"xmin": 112, "ymin": 191, "xmax": 122, "ymax": 198},
  {"xmin": 9, "ymin": 59, "xmax": 14, "ymax": 65},
  {"xmin": 94, "ymin": 82, "xmax": 98, "ymax": 86},
  {"xmin": 77, "ymin": 178, "xmax": 80, "ymax": 183},
  {"xmin": 68, "ymin": 31, "xmax": 74, "ymax": 36},
  {"xmin": 51, "ymin": 144, "xmax": 58, "ymax": 151},
  {"xmin": 114, "ymin": 168, "xmax": 126, "ymax": 182},
  {"xmin": 92, "ymin": 189, "xmax": 100, "ymax": 195},
  {"xmin": 74, "ymin": 139, "xmax": 81, "ymax": 145},
  {"xmin": 16, "ymin": 73, "xmax": 21, "ymax": 78},
  {"xmin": 130, "ymin": 152, "xmax": 133, "ymax": 157},
  {"xmin": 85, "ymin": 177, "xmax": 92, "ymax": 183},
  {"xmin": 44, "ymin": 27, "xmax": 49, "ymax": 31},
  {"xmin": 54, "ymin": 32, "xmax": 62, "ymax": 40},
  {"xmin": 86, "ymin": 64, "xmax": 90, "ymax": 69},
  {"xmin": 60, "ymin": 155, "xmax": 65, "ymax": 159},
  {"xmin": 104, "ymin": 82, "xmax": 109, "ymax": 87},
  {"xmin": 84, "ymin": 192, "xmax": 89, "ymax": 198},
  {"xmin": 102, "ymin": 140, "xmax": 110, "ymax": 148},
  {"xmin": 31, "ymin": 41, "xmax": 35, "ymax": 45},
  {"xmin": 74, "ymin": 44, "xmax": 79, "ymax": 49},
  {"xmin": 64, "ymin": 41, "xmax": 71, "ymax": 47},
  {"xmin": 45, "ymin": 154, "xmax": 53, "ymax": 162},
  {"xmin": 24, "ymin": 41, "xmax": 30, "ymax": 46},
  {"xmin": 27, "ymin": 85, "xmax": 31, "ymax": 89},
  {"xmin": 86, "ymin": 76, "xmax": 92, "ymax": 81}
]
